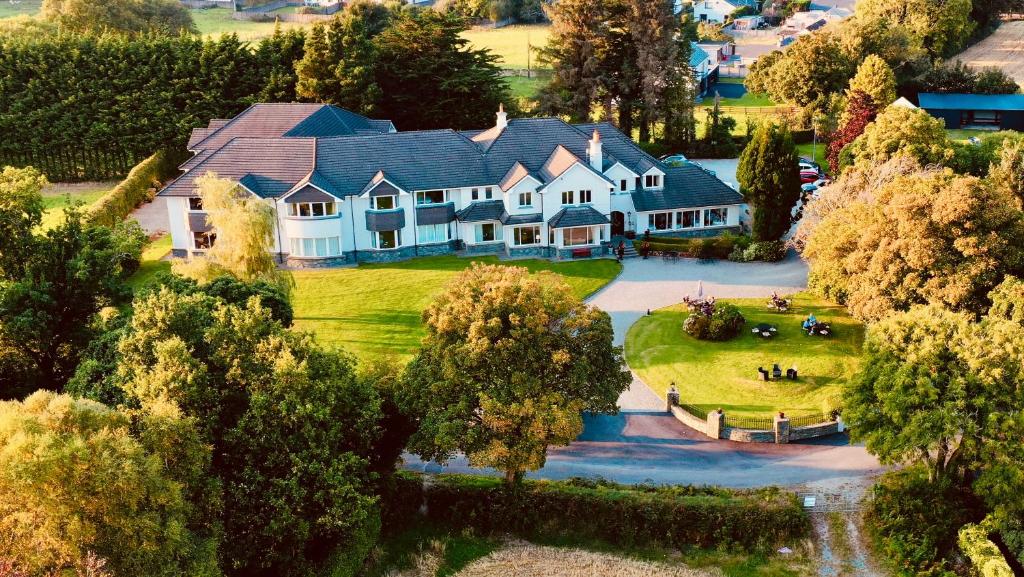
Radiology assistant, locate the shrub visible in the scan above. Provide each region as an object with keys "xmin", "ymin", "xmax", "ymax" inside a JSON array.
[
  {"xmin": 423, "ymin": 474, "xmax": 808, "ymax": 551},
  {"xmin": 868, "ymin": 467, "xmax": 980, "ymax": 576},
  {"xmin": 85, "ymin": 151, "xmax": 166, "ymax": 228},
  {"xmin": 684, "ymin": 302, "xmax": 745, "ymax": 341},
  {"xmin": 959, "ymin": 520, "xmax": 1014, "ymax": 577},
  {"xmin": 695, "ymin": 238, "xmax": 718, "ymax": 260},
  {"xmin": 731, "ymin": 240, "xmax": 788, "ymax": 262}
]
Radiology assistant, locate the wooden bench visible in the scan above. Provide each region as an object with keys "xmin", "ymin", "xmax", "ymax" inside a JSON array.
[{"xmin": 571, "ymin": 248, "xmax": 592, "ymax": 259}]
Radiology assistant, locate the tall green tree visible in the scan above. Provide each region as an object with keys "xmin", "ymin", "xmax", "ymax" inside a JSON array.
[
  {"xmin": 852, "ymin": 0, "xmax": 974, "ymax": 58},
  {"xmin": 846, "ymin": 54, "xmax": 896, "ymax": 108},
  {"xmin": 41, "ymin": 0, "xmax": 195, "ymax": 35},
  {"xmin": 737, "ymin": 122, "xmax": 801, "ymax": 241},
  {"xmin": 743, "ymin": 33, "xmax": 855, "ymax": 106},
  {"xmin": 0, "ymin": 390, "xmax": 218, "ymax": 577},
  {"xmin": 0, "ymin": 166, "xmax": 46, "ymax": 280},
  {"xmin": 402, "ymin": 263, "xmax": 631, "ymax": 485},
  {"xmin": 847, "ymin": 106, "xmax": 955, "ymax": 167},
  {"xmin": 990, "ymin": 138, "xmax": 1024, "ymax": 208},
  {"xmin": 536, "ymin": 0, "xmax": 609, "ymax": 122},
  {"xmin": 118, "ymin": 290, "xmax": 390, "ymax": 576}
]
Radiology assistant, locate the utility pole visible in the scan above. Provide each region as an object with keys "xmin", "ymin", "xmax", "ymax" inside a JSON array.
[{"xmin": 527, "ymin": 34, "xmax": 531, "ymax": 78}]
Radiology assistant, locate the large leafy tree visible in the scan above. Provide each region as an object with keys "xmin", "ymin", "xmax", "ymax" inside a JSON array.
[
  {"xmin": 743, "ymin": 33, "xmax": 855, "ymax": 106},
  {"xmin": 0, "ymin": 208, "xmax": 146, "ymax": 399},
  {"xmin": 846, "ymin": 54, "xmax": 896, "ymax": 109},
  {"xmin": 0, "ymin": 166, "xmax": 46, "ymax": 280},
  {"xmin": 847, "ymin": 106, "xmax": 955, "ymax": 168},
  {"xmin": 826, "ymin": 90, "xmax": 877, "ymax": 173},
  {"xmin": 737, "ymin": 122, "xmax": 801, "ymax": 241},
  {"xmin": 117, "ymin": 290, "xmax": 388, "ymax": 576},
  {"xmin": 403, "ymin": 263, "xmax": 631, "ymax": 484},
  {"xmin": 41, "ymin": 0, "xmax": 195, "ymax": 35},
  {"xmin": 852, "ymin": 0, "xmax": 974, "ymax": 58},
  {"xmin": 845, "ymin": 304, "xmax": 1024, "ymax": 521},
  {"xmin": 804, "ymin": 170, "xmax": 1024, "ymax": 321},
  {"xmin": 0, "ymin": 390, "xmax": 218, "ymax": 577},
  {"xmin": 990, "ymin": 138, "xmax": 1024, "ymax": 208}
]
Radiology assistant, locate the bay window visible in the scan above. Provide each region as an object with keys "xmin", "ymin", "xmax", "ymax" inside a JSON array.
[
  {"xmin": 474, "ymin": 222, "xmax": 502, "ymax": 243},
  {"xmin": 289, "ymin": 236, "xmax": 341, "ymax": 257},
  {"xmin": 563, "ymin": 226, "xmax": 594, "ymax": 246},
  {"xmin": 417, "ymin": 223, "xmax": 449, "ymax": 244},
  {"xmin": 648, "ymin": 213, "xmax": 671, "ymax": 231},
  {"xmin": 513, "ymin": 225, "xmax": 541, "ymax": 246},
  {"xmin": 371, "ymin": 230, "xmax": 401, "ymax": 249},
  {"xmin": 370, "ymin": 195, "xmax": 396, "ymax": 210},
  {"xmin": 703, "ymin": 207, "xmax": 728, "ymax": 227}
]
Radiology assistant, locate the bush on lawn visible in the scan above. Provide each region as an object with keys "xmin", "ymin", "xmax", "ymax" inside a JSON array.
[
  {"xmin": 423, "ymin": 474, "xmax": 808, "ymax": 551},
  {"xmin": 85, "ymin": 150, "xmax": 168, "ymax": 228},
  {"xmin": 868, "ymin": 467, "xmax": 981, "ymax": 576},
  {"xmin": 684, "ymin": 302, "xmax": 745, "ymax": 341},
  {"xmin": 959, "ymin": 519, "xmax": 1014, "ymax": 577},
  {"xmin": 729, "ymin": 240, "xmax": 788, "ymax": 262}
]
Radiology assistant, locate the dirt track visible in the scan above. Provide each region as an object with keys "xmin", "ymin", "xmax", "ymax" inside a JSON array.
[{"xmin": 954, "ymin": 21, "xmax": 1024, "ymax": 86}]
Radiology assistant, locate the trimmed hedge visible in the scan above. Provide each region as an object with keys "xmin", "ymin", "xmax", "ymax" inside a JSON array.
[
  {"xmin": 423, "ymin": 474, "xmax": 808, "ymax": 551},
  {"xmin": 85, "ymin": 150, "xmax": 171, "ymax": 228},
  {"xmin": 644, "ymin": 236, "xmax": 737, "ymax": 260}
]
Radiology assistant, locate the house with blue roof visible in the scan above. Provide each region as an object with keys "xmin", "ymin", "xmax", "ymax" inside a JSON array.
[
  {"xmin": 161, "ymin": 103, "xmax": 745, "ymax": 266},
  {"xmin": 693, "ymin": 0, "xmax": 758, "ymax": 23},
  {"xmin": 918, "ymin": 93, "xmax": 1024, "ymax": 131}
]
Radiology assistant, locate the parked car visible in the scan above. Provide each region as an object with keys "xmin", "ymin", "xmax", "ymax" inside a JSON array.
[
  {"xmin": 800, "ymin": 169, "xmax": 821, "ymax": 183},
  {"xmin": 801, "ymin": 178, "xmax": 831, "ymax": 197},
  {"xmin": 777, "ymin": 36, "xmax": 795, "ymax": 47},
  {"xmin": 799, "ymin": 157, "xmax": 820, "ymax": 170},
  {"xmin": 661, "ymin": 153, "xmax": 688, "ymax": 165}
]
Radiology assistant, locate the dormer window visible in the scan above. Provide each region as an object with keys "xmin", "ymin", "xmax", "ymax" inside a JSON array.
[
  {"xmin": 645, "ymin": 175, "xmax": 662, "ymax": 188},
  {"xmin": 287, "ymin": 201, "xmax": 337, "ymax": 218},
  {"xmin": 370, "ymin": 195, "xmax": 396, "ymax": 210},
  {"xmin": 188, "ymin": 197, "xmax": 204, "ymax": 211}
]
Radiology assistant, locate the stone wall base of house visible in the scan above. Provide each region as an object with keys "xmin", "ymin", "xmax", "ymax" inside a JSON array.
[
  {"xmin": 286, "ymin": 255, "xmax": 353, "ymax": 268},
  {"xmin": 554, "ymin": 244, "xmax": 611, "ymax": 260},
  {"xmin": 647, "ymin": 226, "xmax": 743, "ymax": 239},
  {"xmin": 416, "ymin": 241, "xmax": 459, "ymax": 257},
  {"xmin": 506, "ymin": 246, "xmax": 553, "ymax": 259},
  {"xmin": 171, "ymin": 248, "xmax": 188, "ymax": 258},
  {"xmin": 354, "ymin": 246, "xmax": 419, "ymax": 263},
  {"xmin": 464, "ymin": 242, "xmax": 505, "ymax": 256}
]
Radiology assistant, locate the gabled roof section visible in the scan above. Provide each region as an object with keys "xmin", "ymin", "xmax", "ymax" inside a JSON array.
[
  {"xmin": 548, "ymin": 206, "xmax": 610, "ymax": 228},
  {"xmin": 575, "ymin": 121, "xmax": 666, "ymax": 177},
  {"xmin": 541, "ymin": 145, "xmax": 585, "ymax": 181},
  {"xmin": 470, "ymin": 124, "xmax": 505, "ymax": 151},
  {"xmin": 499, "ymin": 161, "xmax": 539, "ymax": 191},
  {"xmin": 160, "ymin": 137, "xmax": 316, "ymax": 199},
  {"xmin": 456, "ymin": 200, "xmax": 507, "ymax": 223},
  {"xmin": 689, "ymin": 42, "xmax": 710, "ymax": 68},
  {"xmin": 359, "ymin": 171, "xmax": 406, "ymax": 197},
  {"xmin": 284, "ymin": 105, "xmax": 394, "ymax": 138},
  {"xmin": 630, "ymin": 163, "xmax": 744, "ymax": 211}
]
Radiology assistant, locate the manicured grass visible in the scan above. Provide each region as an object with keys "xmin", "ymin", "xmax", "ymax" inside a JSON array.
[
  {"xmin": 39, "ymin": 182, "xmax": 115, "ymax": 230},
  {"xmin": 190, "ymin": 7, "xmax": 309, "ymax": 41},
  {"xmin": 946, "ymin": 128, "xmax": 993, "ymax": 142},
  {"xmin": 796, "ymin": 142, "xmax": 828, "ymax": 172},
  {"xmin": 0, "ymin": 0, "xmax": 41, "ymax": 19},
  {"xmin": 461, "ymin": 24, "xmax": 550, "ymax": 69},
  {"xmin": 625, "ymin": 292, "xmax": 863, "ymax": 419},
  {"xmin": 505, "ymin": 75, "xmax": 546, "ymax": 100},
  {"xmin": 291, "ymin": 255, "xmax": 621, "ymax": 360},
  {"xmin": 127, "ymin": 234, "xmax": 172, "ymax": 291},
  {"xmin": 711, "ymin": 92, "xmax": 777, "ymax": 107}
]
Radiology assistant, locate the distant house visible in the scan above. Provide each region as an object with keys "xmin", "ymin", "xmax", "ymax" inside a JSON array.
[
  {"xmin": 918, "ymin": 93, "xmax": 1024, "ymax": 130},
  {"xmin": 732, "ymin": 14, "xmax": 763, "ymax": 29},
  {"xmin": 694, "ymin": 0, "xmax": 758, "ymax": 23},
  {"xmin": 690, "ymin": 42, "xmax": 719, "ymax": 96},
  {"xmin": 890, "ymin": 97, "xmax": 917, "ymax": 109}
]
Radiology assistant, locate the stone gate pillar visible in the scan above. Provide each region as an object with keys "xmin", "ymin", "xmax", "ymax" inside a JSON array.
[
  {"xmin": 666, "ymin": 383, "xmax": 680, "ymax": 412},
  {"xmin": 774, "ymin": 412, "xmax": 791, "ymax": 444},
  {"xmin": 707, "ymin": 408, "xmax": 724, "ymax": 439}
]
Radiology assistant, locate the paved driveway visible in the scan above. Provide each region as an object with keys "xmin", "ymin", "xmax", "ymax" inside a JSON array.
[{"xmin": 406, "ymin": 254, "xmax": 885, "ymax": 488}]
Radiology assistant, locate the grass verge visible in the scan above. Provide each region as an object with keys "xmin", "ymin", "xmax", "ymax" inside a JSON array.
[
  {"xmin": 625, "ymin": 292, "xmax": 863, "ymax": 419},
  {"xmin": 460, "ymin": 24, "xmax": 550, "ymax": 69},
  {"xmin": 40, "ymin": 181, "xmax": 115, "ymax": 230}
]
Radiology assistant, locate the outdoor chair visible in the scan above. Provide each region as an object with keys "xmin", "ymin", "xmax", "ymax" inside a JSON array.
[
  {"xmin": 786, "ymin": 367, "xmax": 798, "ymax": 380},
  {"xmin": 772, "ymin": 364, "xmax": 782, "ymax": 379},
  {"xmin": 757, "ymin": 367, "xmax": 770, "ymax": 381}
]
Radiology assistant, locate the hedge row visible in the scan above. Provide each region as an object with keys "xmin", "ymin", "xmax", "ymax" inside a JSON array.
[
  {"xmin": 642, "ymin": 236, "xmax": 737, "ymax": 260},
  {"xmin": 85, "ymin": 151, "xmax": 174, "ymax": 228},
  {"xmin": 959, "ymin": 521, "xmax": 1014, "ymax": 577},
  {"xmin": 421, "ymin": 474, "xmax": 808, "ymax": 551}
]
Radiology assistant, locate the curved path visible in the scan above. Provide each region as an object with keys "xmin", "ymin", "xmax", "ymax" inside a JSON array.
[{"xmin": 406, "ymin": 252, "xmax": 885, "ymax": 488}]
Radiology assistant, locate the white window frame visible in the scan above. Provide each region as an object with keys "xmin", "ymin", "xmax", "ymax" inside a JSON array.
[
  {"xmin": 188, "ymin": 197, "xmax": 204, "ymax": 211},
  {"xmin": 563, "ymin": 226, "xmax": 594, "ymax": 247},
  {"xmin": 289, "ymin": 236, "xmax": 342, "ymax": 258},
  {"xmin": 370, "ymin": 195, "xmax": 397, "ymax": 210},
  {"xmin": 474, "ymin": 222, "xmax": 503, "ymax": 243},
  {"xmin": 513, "ymin": 225, "xmax": 541, "ymax": 246},
  {"xmin": 561, "ymin": 190, "xmax": 574, "ymax": 205},
  {"xmin": 676, "ymin": 210, "xmax": 700, "ymax": 229},
  {"xmin": 415, "ymin": 190, "xmax": 447, "ymax": 205},
  {"xmin": 703, "ymin": 207, "xmax": 728, "ymax": 227},
  {"xmin": 371, "ymin": 229, "xmax": 402, "ymax": 249},
  {"xmin": 579, "ymin": 189, "xmax": 592, "ymax": 204},
  {"xmin": 518, "ymin": 191, "xmax": 533, "ymax": 207},
  {"xmin": 645, "ymin": 174, "xmax": 662, "ymax": 188},
  {"xmin": 287, "ymin": 201, "xmax": 337, "ymax": 218}
]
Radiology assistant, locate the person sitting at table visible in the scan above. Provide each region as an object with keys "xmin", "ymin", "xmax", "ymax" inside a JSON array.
[{"xmin": 802, "ymin": 313, "xmax": 817, "ymax": 332}]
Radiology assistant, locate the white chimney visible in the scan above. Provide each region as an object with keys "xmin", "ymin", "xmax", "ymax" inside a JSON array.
[
  {"xmin": 496, "ymin": 103, "xmax": 508, "ymax": 130},
  {"xmin": 588, "ymin": 129, "xmax": 603, "ymax": 171}
]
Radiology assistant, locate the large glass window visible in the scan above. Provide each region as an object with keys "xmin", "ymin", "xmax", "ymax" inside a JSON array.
[
  {"xmin": 703, "ymin": 207, "xmax": 728, "ymax": 227},
  {"xmin": 289, "ymin": 236, "xmax": 341, "ymax": 257},
  {"xmin": 416, "ymin": 190, "xmax": 446, "ymax": 205},
  {"xmin": 563, "ymin": 227, "xmax": 594, "ymax": 246},
  {"xmin": 193, "ymin": 231, "xmax": 215, "ymax": 250},
  {"xmin": 474, "ymin": 222, "xmax": 502, "ymax": 243},
  {"xmin": 188, "ymin": 197, "xmax": 204, "ymax": 211},
  {"xmin": 619, "ymin": 179, "xmax": 627, "ymax": 191},
  {"xmin": 648, "ymin": 213, "xmax": 671, "ymax": 230},
  {"xmin": 417, "ymin": 223, "xmax": 449, "ymax": 244},
  {"xmin": 645, "ymin": 174, "xmax": 661, "ymax": 188},
  {"xmin": 371, "ymin": 196, "xmax": 396, "ymax": 210},
  {"xmin": 372, "ymin": 230, "xmax": 400, "ymax": 249},
  {"xmin": 676, "ymin": 210, "xmax": 699, "ymax": 228},
  {"xmin": 518, "ymin": 191, "xmax": 533, "ymax": 207},
  {"xmin": 513, "ymin": 225, "xmax": 541, "ymax": 246},
  {"xmin": 287, "ymin": 201, "xmax": 336, "ymax": 217}
]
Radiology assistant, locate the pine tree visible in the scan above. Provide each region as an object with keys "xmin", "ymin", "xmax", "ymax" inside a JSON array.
[
  {"xmin": 737, "ymin": 122, "xmax": 802, "ymax": 241},
  {"xmin": 536, "ymin": 0, "xmax": 609, "ymax": 122}
]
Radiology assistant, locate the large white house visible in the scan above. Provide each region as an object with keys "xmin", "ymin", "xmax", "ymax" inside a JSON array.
[
  {"xmin": 160, "ymin": 103, "xmax": 745, "ymax": 266},
  {"xmin": 693, "ymin": 0, "xmax": 758, "ymax": 23}
]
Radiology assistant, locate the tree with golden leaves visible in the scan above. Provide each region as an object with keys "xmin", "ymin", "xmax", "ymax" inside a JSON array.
[
  {"xmin": 402, "ymin": 263, "xmax": 631, "ymax": 484},
  {"xmin": 173, "ymin": 172, "xmax": 291, "ymax": 295}
]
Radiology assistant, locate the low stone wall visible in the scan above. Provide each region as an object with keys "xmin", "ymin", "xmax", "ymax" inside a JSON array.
[
  {"xmin": 722, "ymin": 427, "xmax": 775, "ymax": 443},
  {"xmin": 669, "ymin": 405, "xmax": 708, "ymax": 435},
  {"xmin": 666, "ymin": 392, "xmax": 841, "ymax": 444},
  {"xmin": 790, "ymin": 421, "xmax": 840, "ymax": 441}
]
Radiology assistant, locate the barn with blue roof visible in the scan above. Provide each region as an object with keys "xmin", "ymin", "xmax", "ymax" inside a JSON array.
[{"xmin": 918, "ymin": 93, "xmax": 1024, "ymax": 131}]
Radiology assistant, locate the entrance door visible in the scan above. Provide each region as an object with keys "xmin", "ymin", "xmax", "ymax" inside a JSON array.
[{"xmin": 611, "ymin": 211, "xmax": 625, "ymax": 237}]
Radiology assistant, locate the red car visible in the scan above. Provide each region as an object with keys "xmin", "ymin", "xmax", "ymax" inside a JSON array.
[{"xmin": 800, "ymin": 169, "xmax": 821, "ymax": 183}]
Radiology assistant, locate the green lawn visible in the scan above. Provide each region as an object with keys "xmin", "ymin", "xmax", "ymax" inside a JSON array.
[
  {"xmin": 712, "ymin": 92, "xmax": 777, "ymax": 108},
  {"xmin": 461, "ymin": 24, "xmax": 550, "ymax": 70},
  {"xmin": 625, "ymin": 292, "xmax": 863, "ymax": 419},
  {"xmin": 291, "ymin": 255, "xmax": 621, "ymax": 360},
  {"xmin": 0, "ymin": 0, "xmax": 41, "ymax": 19},
  {"xmin": 40, "ymin": 182, "xmax": 115, "ymax": 230},
  {"xmin": 946, "ymin": 128, "xmax": 993, "ymax": 142},
  {"xmin": 796, "ymin": 142, "xmax": 828, "ymax": 172},
  {"xmin": 190, "ymin": 7, "xmax": 310, "ymax": 40},
  {"xmin": 127, "ymin": 234, "xmax": 173, "ymax": 291},
  {"xmin": 505, "ymin": 75, "xmax": 546, "ymax": 100}
]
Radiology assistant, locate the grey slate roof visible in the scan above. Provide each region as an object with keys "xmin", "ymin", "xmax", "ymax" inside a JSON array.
[
  {"xmin": 503, "ymin": 213, "xmax": 544, "ymax": 226},
  {"xmin": 416, "ymin": 203, "xmax": 457, "ymax": 225},
  {"xmin": 456, "ymin": 200, "xmax": 507, "ymax": 223},
  {"xmin": 548, "ymin": 206, "xmax": 610, "ymax": 228},
  {"xmin": 286, "ymin": 185, "xmax": 335, "ymax": 203},
  {"xmin": 162, "ymin": 138, "xmax": 315, "ymax": 198},
  {"xmin": 630, "ymin": 163, "xmax": 745, "ymax": 211},
  {"xmin": 365, "ymin": 209, "xmax": 405, "ymax": 231},
  {"xmin": 690, "ymin": 43, "xmax": 711, "ymax": 68}
]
